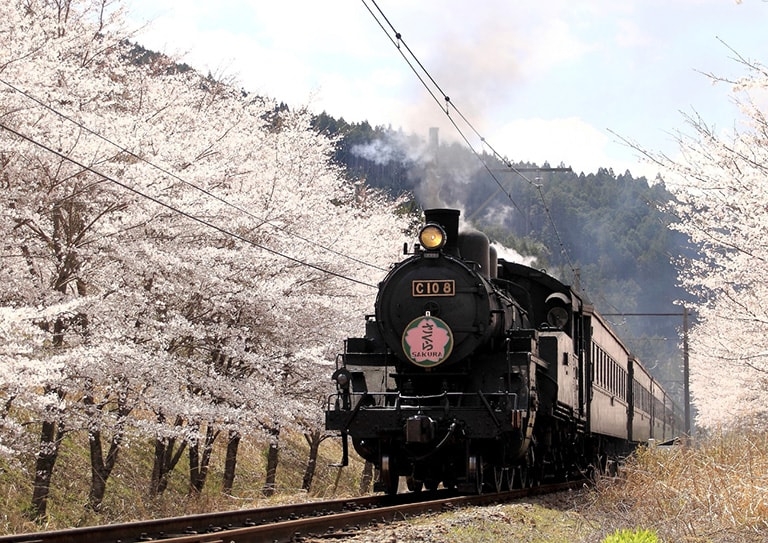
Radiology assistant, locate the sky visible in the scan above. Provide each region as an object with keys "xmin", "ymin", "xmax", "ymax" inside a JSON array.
[{"xmin": 125, "ymin": 0, "xmax": 768, "ymax": 180}]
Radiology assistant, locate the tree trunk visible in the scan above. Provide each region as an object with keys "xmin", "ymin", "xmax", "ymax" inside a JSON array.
[
  {"xmin": 29, "ymin": 417, "xmax": 65, "ymax": 520},
  {"xmin": 302, "ymin": 430, "xmax": 323, "ymax": 492},
  {"xmin": 85, "ymin": 390, "xmax": 128, "ymax": 510},
  {"xmin": 360, "ymin": 461, "xmax": 374, "ymax": 494},
  {"xmin": 29, "ymin": 316, "xmax": 69, "ymax": 520},
  {"xmin": 261, "ymin": 425, "xmax": 280, "ymax": 497},
  {"xmin": 87, "ymin": 427, "xmax": 116, "ymax": 511},
  {"xmin": 149, "ymin": 415, "xmax": 186, "ymax": 497},
  {"xmin": 27, "ymin": 181, "xmax": 88, "ymax": 519},
  {"xmin": 189, "ymin": 423, "xmax": 217, "ymax": 495},
  {"xmin": 222, "ymin": 430, "xmax": 240, "ymax": 494}
]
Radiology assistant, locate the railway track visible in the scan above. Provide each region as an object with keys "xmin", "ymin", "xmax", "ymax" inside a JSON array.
[{"xmin": 0, "ymin": 481, "xmax": 585, "ymax": 543}]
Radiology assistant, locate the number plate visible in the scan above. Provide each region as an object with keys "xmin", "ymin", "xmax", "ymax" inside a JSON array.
[{"xmin": 412, "ymin": 280, "xmax": 455, "ymax": 297}]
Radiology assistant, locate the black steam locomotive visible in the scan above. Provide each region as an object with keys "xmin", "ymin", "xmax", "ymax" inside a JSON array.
[{"xmin": 326, "ymin": 208, "xmax": 682, "ymax": 493}]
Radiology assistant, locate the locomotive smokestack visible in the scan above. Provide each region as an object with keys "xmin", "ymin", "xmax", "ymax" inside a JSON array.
[{"xmin": 424, "ymin": 208, "xmax": 460, "ymax": 256}]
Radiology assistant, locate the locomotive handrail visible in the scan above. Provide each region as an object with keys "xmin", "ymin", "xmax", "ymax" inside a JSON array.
[
  {"xmin": 327, "ymin": 390, "xmax": 520, "ymax": 411},
  {"xmin": 396, "ymin": 391, "xmax": 453, "ymax": 402}
]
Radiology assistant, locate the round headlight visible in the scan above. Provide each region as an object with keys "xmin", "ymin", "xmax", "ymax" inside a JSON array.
[
  {"xmin": 546, "ymin": 306, "xmax": 570, "ymax": 329},
  {"xmin": 419, "ymin": 224, "xmax": 447, "ymax": 251},
  {"xmin": 332, "ymin": 368, "xmax": 351, "ymax": 390}
]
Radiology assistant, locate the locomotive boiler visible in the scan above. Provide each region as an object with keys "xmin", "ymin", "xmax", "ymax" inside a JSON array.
[{"xmin": 325, "ymin": 208, "xmax": 681, "ymax": 493}]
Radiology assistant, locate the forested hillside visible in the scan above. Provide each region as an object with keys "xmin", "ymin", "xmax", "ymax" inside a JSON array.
[{"xmin": 313, "ymin": 114, "xmax": 693, "ymax": 405}]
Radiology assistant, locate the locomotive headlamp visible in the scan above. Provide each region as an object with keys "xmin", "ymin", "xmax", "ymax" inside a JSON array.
[
  {"xmin": 419, "ymin": 224, "xmax": 447, "ymax": 251},
  {"xmin": 546, "ymin": 306, "xmax": 569, "ymax": 329},
  {"xmin": 331, "ymin": 368, "xmax": 351, "ymax": 390},
  {"xmin": 544, "ymin": 292, "xmax": 571, "ymax": 329}
]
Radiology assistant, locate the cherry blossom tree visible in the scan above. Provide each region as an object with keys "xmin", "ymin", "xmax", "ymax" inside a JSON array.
[
  {"xmin": 633, "ymin": 49, "xmax": 768, "ymax": 430},
  {"xmin": 1, "ymin": 0, "xmax": 411, "ymax": 516},
  {"xmin": 0, "ymin": 0, "xmax": 202, "ymax": 514}
]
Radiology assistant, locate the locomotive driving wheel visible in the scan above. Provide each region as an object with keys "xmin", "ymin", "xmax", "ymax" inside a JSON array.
[
  {"xmin": 380, "ymin": 454, "xmax": 399, "ymax": 495},
  {"xmin": 505, "ymin": 467, "xmax": 516, "ymax": 490},
  {"xmin": 516, "ymin": 445, "xmax": 536, "ymax": 488},
  {"xmin": 468, "ymin": 454, "xmax": 484, "ymax": 494},
  {"xmin": 517, "ymin": 462, "xmax": 529, "ymax": 488},
  {"xmin": 529, "ymin": 444, "xmax": 542, "ymax": 486}
]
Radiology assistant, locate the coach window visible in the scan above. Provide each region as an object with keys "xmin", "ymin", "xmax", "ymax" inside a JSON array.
[
  {"xmin": 620, "ymin": 367, "xmax": 624, "ymax": 398},
  {"xmin": 594, "ymin": 348, "xmax": 599, "ymax": 384},
  {"xmin": 622, "ymin": 369, "xmax": 626, "ymax": 399},
  {"xmin": 597, "ymin": 352, "xmax": 601, "ymax": 386},
  {"xmin": 608, "ymin": 358, "xmax": 613, "ymax": 392},
  {"xmin": 611, "ymin": 362, "xmax": 615, "ymax": 395},
  {"xmin": 611, "ymin": 360, "xmax": 616, "ymax": 395},
  {"xmin": 601, "ymin": 353, "xmax": 606, "ymax": 388}
]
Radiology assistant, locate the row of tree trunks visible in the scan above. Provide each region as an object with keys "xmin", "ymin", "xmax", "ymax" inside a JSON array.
[{"xmin": 31, "ymin": 413, "xmax": 338, "ymax": 518}]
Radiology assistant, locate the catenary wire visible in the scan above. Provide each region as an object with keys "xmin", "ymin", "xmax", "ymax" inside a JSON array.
[
  {"xmin": 0, "ymin": 77, "xmax": 388, "ymax": 273},
  {"xmin": 0, "ymin": 121, "xmax": 377, "ymax": 289},
  {"xmin": 361, "ymin": 0, "xmax": 580, "ymax": 283}
]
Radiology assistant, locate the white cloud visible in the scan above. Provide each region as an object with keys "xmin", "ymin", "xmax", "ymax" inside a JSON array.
[
  {"xmin": 493, "ymin": 117, "xmax": 607, "ymax": 170},
  {"xmin": 125, "ymin": 0, "xmax": 762, "ymax": 179}
]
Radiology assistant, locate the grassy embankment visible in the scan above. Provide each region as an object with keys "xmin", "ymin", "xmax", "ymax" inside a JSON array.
[
  {"xmin": 0, "ymin": 430, "xmax": 366, "ymax": 534},
  {"xmin": 369, "ymin": 430, "xmax": 768, "ymax": 543},
  {"xmin": 2, "ymin": 430, "xmax": 766, "ymax": 542},
  {"xmin": 585, "ymin": 430, "xmax": 768, "ymax": 542}
]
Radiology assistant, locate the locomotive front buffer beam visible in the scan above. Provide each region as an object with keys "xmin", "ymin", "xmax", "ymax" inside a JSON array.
[{"xmin": 325, "ymin": 390, "xmax": 531, "ymax": 468}]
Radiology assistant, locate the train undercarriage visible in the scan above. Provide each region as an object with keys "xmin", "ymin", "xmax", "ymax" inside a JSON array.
[
  {"xmin": 327, "ymin": 399, "xmax": 596, "ymax": 494},
  {"xmin": 326, "ymin": 372, "xmax": 600, "ymax": 495}
]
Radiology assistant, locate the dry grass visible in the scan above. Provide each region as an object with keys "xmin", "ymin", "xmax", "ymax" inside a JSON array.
[
  {"xmin": 583, "ymin": 430, "xmax": 768, "ymax": 542},
  {"xmin": 3, "ymin": 429, "xmax": 767, "ymax": 542}
]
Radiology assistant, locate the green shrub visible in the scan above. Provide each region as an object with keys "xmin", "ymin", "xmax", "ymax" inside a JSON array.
[{"xmin": 602, "ymin": 528, "xmax": 658, "ymax": 543}]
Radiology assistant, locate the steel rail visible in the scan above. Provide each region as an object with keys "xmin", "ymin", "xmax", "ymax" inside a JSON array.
[{"xmin": 1, "ymin": 481, "xmax": 586, "ymax": 543}]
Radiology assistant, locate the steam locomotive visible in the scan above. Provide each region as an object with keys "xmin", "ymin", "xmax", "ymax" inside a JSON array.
[{"xmin": 326, "ymin": 208, "xmax": 682, "ymax": 493}]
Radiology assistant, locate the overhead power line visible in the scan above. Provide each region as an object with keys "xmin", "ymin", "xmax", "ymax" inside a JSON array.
[
  {"xmin": 0, "ymin": 121, "xmax": 377, "ymax": 289},
  {"xmin": 0, "ymin": 77, "xmax": 387, "ymax": 274},
  {"xmin": 359, "ymin": 0, "xmax": 579, "ymax": 284}
]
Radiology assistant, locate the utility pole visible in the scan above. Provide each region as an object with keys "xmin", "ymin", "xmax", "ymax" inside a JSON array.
[{"xmin": 683, "ymin": 307, "xmax": 690, "ymax": 437}]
